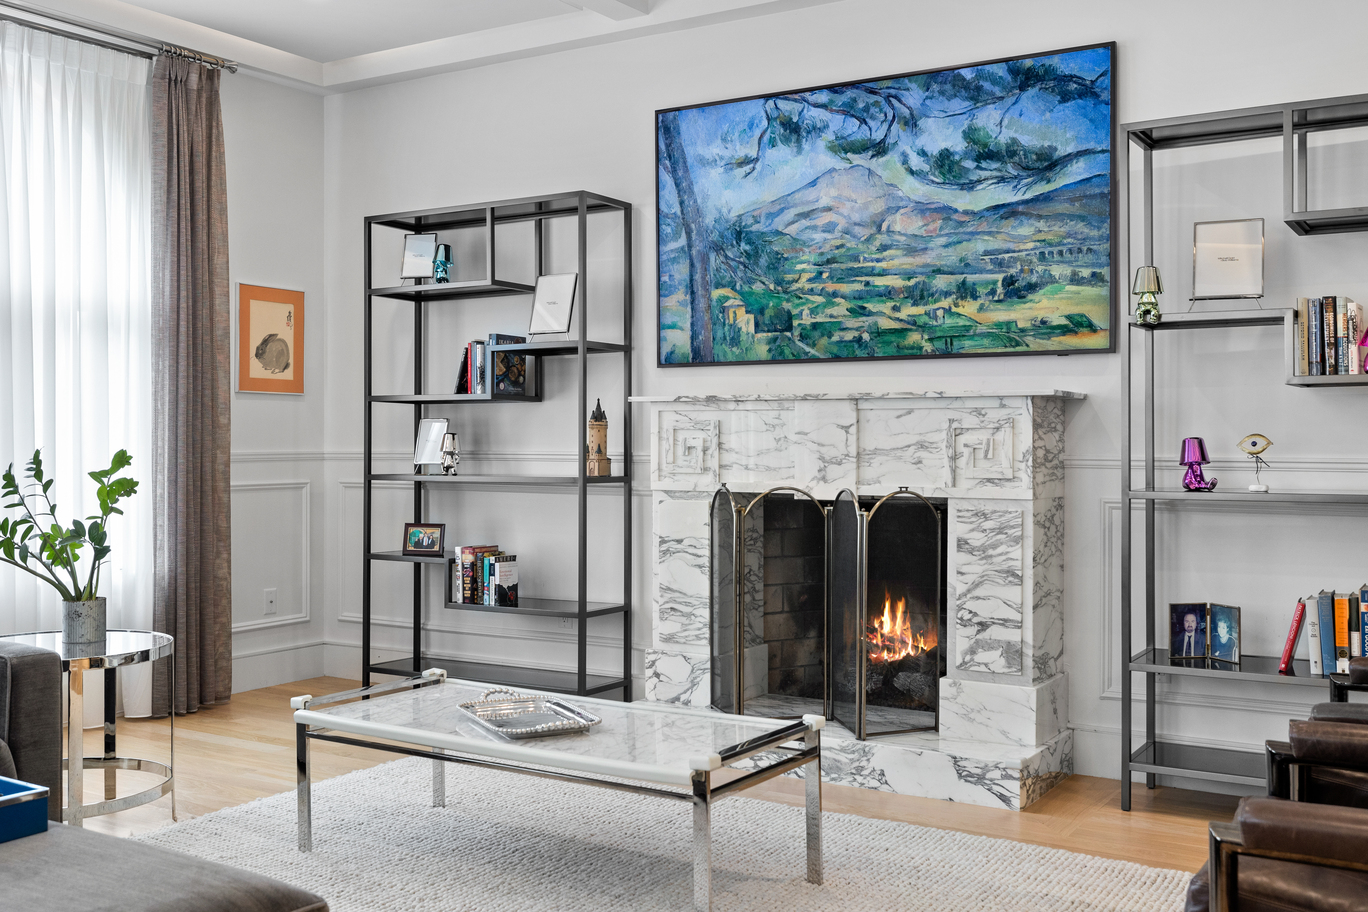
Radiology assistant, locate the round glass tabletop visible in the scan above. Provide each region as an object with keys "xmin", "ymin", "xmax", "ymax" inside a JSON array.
[{"xmin": 0, "ymin": 629, "xmax": 173, "ymax": 670}]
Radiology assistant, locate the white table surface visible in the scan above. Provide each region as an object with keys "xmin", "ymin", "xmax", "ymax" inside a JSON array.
[{"xmin": 295, "ymin": 677, "xmax": 807, "ymax": 787}]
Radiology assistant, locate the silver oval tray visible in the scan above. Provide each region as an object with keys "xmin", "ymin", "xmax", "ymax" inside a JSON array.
[{"xmin": 458, "ymin": 689, "xmax": 602, "ymax": 740}]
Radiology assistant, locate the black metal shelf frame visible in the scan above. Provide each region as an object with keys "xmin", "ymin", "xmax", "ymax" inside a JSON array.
[
  {"xmin": 361, "ymin": 191, "xmax": 633, "ymax": 698},
  {"xmin": 1119, "ymin": 96, "xmax": 1368, "ymax": 810},
  {"xmin": 1126, "ymin": 91, "xmax": 1368, "ymax": 237}
]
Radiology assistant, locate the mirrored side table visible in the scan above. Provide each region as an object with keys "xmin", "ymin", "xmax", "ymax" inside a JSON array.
[{"xmin": 0, "ymin": 630, "xmax": 175, "ymax": 826}]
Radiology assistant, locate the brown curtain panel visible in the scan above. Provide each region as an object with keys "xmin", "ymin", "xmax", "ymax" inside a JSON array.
[{"xmin": 150, "ymin": 56, "xmax": 232, "ymax": 715}]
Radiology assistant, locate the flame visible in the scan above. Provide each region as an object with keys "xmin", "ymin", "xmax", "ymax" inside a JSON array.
[{"xmin": 866, "ymin": 592, "xmax": 937, "ymax": 663}]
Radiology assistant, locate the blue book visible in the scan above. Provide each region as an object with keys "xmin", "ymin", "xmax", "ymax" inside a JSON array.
[
  {"xmin": 1360, "ymin": 584, "xmax": 1368, "ymax": 656},
  {"xmin": 1318, "ymin": 590, "xmax": 1338, "ymax": 672}
]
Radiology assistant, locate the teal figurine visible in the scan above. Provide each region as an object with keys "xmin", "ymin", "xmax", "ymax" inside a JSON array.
[{"xmin": 434, "ymin": 243, "xmax": 452, "ymax": 283}]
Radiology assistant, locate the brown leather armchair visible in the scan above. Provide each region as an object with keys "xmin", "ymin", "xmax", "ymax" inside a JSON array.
[{"xmin": 1186, "ymin": 797, "xmax": 1368, "ymax": 912}]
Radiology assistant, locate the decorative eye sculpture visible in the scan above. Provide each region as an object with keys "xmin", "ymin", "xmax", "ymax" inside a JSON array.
[{"xmin": 1237, "ymin": 434, "xmax": 1272, "ymax": 492}]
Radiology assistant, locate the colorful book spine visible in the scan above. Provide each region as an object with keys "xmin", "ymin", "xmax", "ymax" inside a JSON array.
[
  {"xmin": 1310, "ymin": 298, "xmax": 1324, "ymax": 375},
  {"xmin": 1361, "ymin": 585, "xmax": 1368, "ymax": 656},
  {"xmin": 1307, "ymin": 593, "xmax": 1324, "ymax": 676},
  {"xmin": 1317, "ymin": 590, "xmax": 1337, "ymax": 673},
  {"xmin": 1333, "ymin": 591, "xmax": 1351, "ymax": 672},
  {"xmin": 460, "ymin": 545, "xmax": 499, "ymax": 603},
  {"xmin": 1279, "ymin": 598, "xmax": 1307, "ymax": 674},
  {"xmin": 1296, "ymin": 297, "xmax": 1310, "ymax": 376},
  {"xmin": 491, "ymin": 555, "xmax": 517, "ymax": 607},
  {"xmin": 1349, "ymin": 300, "xmax": 1363, "ymax": 375},
  {"xmin": 1338, "ymin": 303, "xmax": 1351, "ymax": 374},
  {"xmin": 1352, "ymin": 592, "xmax": 1362, "ymax": 658},
  {"xmin": 1323, "ymin": 296, "xmax": 1338, "ymax": 374}
]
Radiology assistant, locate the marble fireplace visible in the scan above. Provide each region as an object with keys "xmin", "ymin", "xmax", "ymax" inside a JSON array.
[{"xmin": 637, "ymin": 391, "xmax": 1079, "ymax": 810}]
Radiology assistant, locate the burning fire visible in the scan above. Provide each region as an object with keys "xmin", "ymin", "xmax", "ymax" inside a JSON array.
[{"xmin": 867, "ymin": 592, "xmax": 936, "ymax": 663}]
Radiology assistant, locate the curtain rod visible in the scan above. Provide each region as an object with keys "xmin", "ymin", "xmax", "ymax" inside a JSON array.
[{"xmin": 0, "ymin": 1, "xmax": 237, "ymax": 71}]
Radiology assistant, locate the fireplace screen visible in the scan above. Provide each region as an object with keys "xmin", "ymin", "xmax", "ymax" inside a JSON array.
[
  {"xmin": 710, "ymin": 486, "xmax": 944, "ymax": 739},
  {"xmin": 834, "ymin": 489, "xmax": 944, "ymax": 738}
]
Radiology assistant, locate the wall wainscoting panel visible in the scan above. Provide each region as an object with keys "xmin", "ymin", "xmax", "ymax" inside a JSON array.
[{"xmin": 229, "ymin": 480, "xmax": 311, "ymax": 633}]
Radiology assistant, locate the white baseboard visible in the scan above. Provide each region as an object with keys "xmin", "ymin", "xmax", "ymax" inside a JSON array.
[{"xmin": 233, "ymin": 640, "xmax": 326, "ymax": 693}]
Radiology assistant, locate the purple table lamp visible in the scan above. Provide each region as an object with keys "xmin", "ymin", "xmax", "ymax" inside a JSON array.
[{"xmin": 1180, "ymin": 437, "xmax": 1217, "ymax": 491}]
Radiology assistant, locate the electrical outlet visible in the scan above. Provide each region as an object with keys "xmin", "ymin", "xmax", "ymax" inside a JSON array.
[
  {"xmin": 263, "ymin": 588, "xmax": 278, "ymax": 615},
  {"xmin": 560, "ymin": 618, "xmax": 575, "ymax": 631}
]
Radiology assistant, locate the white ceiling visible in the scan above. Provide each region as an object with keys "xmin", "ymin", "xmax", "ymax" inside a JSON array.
[
  {"xmin": 119, "ymin": 0, "xmax": 584, "ymax": 63},
  {"xmin": 25, "ymin": 0, "xmax": 839, "ymax": 92}
]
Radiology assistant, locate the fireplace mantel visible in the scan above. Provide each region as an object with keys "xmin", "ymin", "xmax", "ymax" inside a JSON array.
[{"xmin": 639, "ymin": 390, "xmax": 1079, "ymax": 810}]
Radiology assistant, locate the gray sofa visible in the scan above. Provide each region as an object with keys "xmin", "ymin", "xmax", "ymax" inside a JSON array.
[
  {"xmin": 0, "ymin": 641, "xmax": 62, "ymax": 820},
  {"xmin": 0, "ymin": 640, "xmax": 327, "ymax": 912}
]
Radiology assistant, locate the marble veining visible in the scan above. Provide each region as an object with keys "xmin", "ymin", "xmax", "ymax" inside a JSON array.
[
  {"xmin": 1032, "ymin": 396, "xmax": 1066, "ymax": 493},
  {"xmin": 1020, "ymin": 730, "xmax": 1074, "ymax": 808},
  {"xmin": 655, "ymin": 498, "xmax": 711, "ymax": 646},
  {"xmin": 644, "ymin": 650, "xmax": 709, "ymax": 706},
  {"xmin": 954, "ymin": 507, "xmax": 1024, "ymax": 674},
  {"xmin": 792, "ymin": 399, "xmax": 858, "ymax": 493},
  {"xmin": 1032, "ymin": 495, "xmax": 1065, "ymax": 681}
]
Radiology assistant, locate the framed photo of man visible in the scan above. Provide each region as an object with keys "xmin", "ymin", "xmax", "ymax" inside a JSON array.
[
  {"xmin": 1169, "ymin": 602, "xmax": 1208, "ymax": 660},
  {"xmin": 1208, "ymin": 603, "xmax": 1241, "ymax": 664}
]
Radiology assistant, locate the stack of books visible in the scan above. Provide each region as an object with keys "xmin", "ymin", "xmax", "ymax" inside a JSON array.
[
  {"xmin": 453, "ymin": 545, "xmax": 518, "ymax": 607},
  {"xmin": 1294, "ymin": 297, "xmax": 1363, "ymax": 376},
  {"xmin": 1281, "ymin": 587, "xmax": 1368, "ymax": 675},
  {"xmin": 454, "ymin": 334, "xmax": 527, "ymax": 395}
]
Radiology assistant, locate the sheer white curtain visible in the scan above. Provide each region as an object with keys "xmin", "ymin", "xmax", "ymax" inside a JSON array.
[{"xmin": 0, "ymin": 22, "xmax": 153, "ymax": 718}]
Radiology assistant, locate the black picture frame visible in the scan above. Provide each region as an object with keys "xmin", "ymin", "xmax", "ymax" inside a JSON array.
[
  {"xmin": 655, "ymin": 41, "xmax": 1118, "ymax": 368},
  {"xmin": 402, "ymin": 522, "xmax": 445, "ymax": 557}
]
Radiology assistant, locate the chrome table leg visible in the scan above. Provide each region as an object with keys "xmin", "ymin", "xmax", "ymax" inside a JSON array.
[
  {"xmin": 804, "ymin": 728, "xmax": 823, "ymax": 885},
  {"xmin": 104, "ymin": 668, "xmax": 116, "ymax": 800},
  {"xmin": 67, "ymin": 663, "xmax": 84, "ymax": 826},
  {"xmin": 296, "ymin": 721, "xmax": 311, "ymax": 851},
  {"xmin": 432, "ymin": 749, "xmax": 445, "ymax": 808},
  {"xmin": 692, "ymin": 770, "xmax": 712, "ymax": 912}
]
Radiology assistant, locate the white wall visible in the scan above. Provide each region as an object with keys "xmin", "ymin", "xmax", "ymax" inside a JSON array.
[
  {"xmin": 218, "ymin": 0, "xmax": 1368, "ymax": 785},
  {"xmin": 222, "ymin": 72, "xmax": 329, "ymax": 690}
]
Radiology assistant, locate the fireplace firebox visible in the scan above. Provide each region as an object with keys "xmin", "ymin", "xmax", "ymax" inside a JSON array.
[{"xmin": 710, "ymin": 486, "xmax": 946, "ymax": 739}]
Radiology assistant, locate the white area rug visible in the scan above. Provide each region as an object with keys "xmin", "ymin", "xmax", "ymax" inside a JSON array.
[{"xmin": 136, "ymin": 757, "xmax": 1188, "ymax": 911}]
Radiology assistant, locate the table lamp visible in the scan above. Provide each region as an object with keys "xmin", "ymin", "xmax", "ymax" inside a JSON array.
[
  {"xmin": 1132, "ymin": 266, "xmax": 1163, "ymax": 326},
  {"xmin": 1180, "ymin": 436, "xmax": 1217, "ymax": 491}
]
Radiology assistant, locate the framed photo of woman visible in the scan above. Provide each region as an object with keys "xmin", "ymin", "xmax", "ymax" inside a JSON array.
[{"xmin": 1208, "ymin": 603, "xmax": 1241, "ymax": 664}]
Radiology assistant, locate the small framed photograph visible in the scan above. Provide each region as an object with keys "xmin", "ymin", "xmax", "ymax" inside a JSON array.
[
  {"xmin": 401, "ymin": 232, "xmax": 439, "ymax": 279},
  {"xmin": 1169, "ymin": 602, "xmax": 1208, "ymax": 659},
  {"xmin": 1208, "ymin": 603, "xmax": 1241, "ymax": 663},
  {"xmin": 402, "ymin": 523, "xmax": 445, "ymax": 557},
  {"xmin": 237, "ymin": 284, "xmax": 304, "ymax": 394},
  {"xmin": 528, "ymin": 273, "xmax": 578, "ymax": 335},
  {"xmin": 1192, "ymin": 218, "xmax": 1263, "ymax": 300},
  {"xmin": 413, "ymin": 418, "xmax": 448, "ymax": 469}
]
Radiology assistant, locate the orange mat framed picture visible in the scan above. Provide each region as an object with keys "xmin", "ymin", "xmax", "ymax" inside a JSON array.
[{"xmin": 238, "ymin": 283, "xmax": 304, "ymax": 394}]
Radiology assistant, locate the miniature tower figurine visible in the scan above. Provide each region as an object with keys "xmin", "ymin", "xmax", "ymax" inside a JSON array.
[{"xmin": 586, "ymin": 399, "xmax": 611, "ymax": 477}]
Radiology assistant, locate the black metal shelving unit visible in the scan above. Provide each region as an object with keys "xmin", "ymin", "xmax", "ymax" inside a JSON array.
[
  {"xmin": 361, "ymin": 191, "xmax": 633, "ymax": 699},
  {"xmin": 1119, "ymin": 95, "xmax": 1368, "ymax": 809}
]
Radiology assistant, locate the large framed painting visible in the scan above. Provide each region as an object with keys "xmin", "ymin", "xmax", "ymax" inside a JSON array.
[{"xmin": 656, "ymin": 42, "xmax": 1116, "ymax": 366}]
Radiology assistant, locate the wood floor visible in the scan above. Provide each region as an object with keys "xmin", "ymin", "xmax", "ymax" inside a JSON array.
[{"xmin": 75, "ymin": 675, "xmax": 1235, "ymax": 873}]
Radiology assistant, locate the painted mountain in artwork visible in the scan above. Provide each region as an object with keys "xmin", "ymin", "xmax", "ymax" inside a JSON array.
[
  {"xmin": 747, "ymin": 165, "xmax": 914, "ymax": 242},
  {"xmin": 745, "ymin": 166, "xmax": 1109, "ymax": 244}
]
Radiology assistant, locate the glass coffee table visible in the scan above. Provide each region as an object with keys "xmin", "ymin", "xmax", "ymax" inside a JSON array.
[
  {"xmin": 0, "ymin": 629, "xmax": 175, "ymax": 826},
  {"xmin": 292, "ymin": 670, "xmax": 823, "ymax": 911}
]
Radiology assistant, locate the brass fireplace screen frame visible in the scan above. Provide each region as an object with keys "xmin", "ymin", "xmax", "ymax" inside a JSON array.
[{"xmin": 709, "ymin": 485, "xmax": 943, "ymax": 740}]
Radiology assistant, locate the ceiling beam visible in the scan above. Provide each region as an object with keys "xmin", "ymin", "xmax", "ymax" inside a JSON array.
[{"xmin": 570, "ymin": 0, "xmax": 652, "ymax": 20}]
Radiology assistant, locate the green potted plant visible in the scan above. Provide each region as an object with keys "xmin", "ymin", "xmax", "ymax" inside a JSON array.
[{"xmin": 0, "ymin": 450, "xmax": 139, "ymax": 645}]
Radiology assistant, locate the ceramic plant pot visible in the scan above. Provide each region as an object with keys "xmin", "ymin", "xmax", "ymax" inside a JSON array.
[{"xmin": 62, "ymin": 597, "xmax": 106, "ymax": 646}]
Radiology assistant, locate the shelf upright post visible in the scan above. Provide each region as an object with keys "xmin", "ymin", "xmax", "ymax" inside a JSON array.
[
  {"xmin": 1118, "ymin": 128, "xmax": 1136, "ymax": 811},
  {"xmin": 577, "ymin": 192, "xmax": 589, "ymax": 696},
  {"xmin": 363, "ymin": 217, "xmax": 374, "ymax": 687},
  {"xmin": 622, "ymin": 202, "xmax": 634, "ymax": 701},
  {"xmin": 412, "ymin": 215, "xmax": 426, "ymax": 674},
  {"xmin": 1141, "ymin": 140, "xmax": 1158, "ymax": 792}
]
